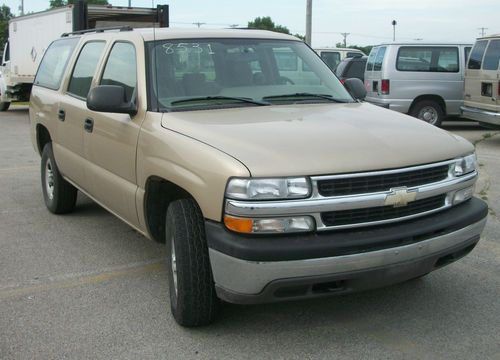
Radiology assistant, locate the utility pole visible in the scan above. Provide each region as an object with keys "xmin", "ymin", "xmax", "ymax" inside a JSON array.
[
  {"xmin": 340, "ymin": 32, "xmax": 349, "ymax": 47},
  {"xmin": 193, "ymin": 22, "xmax": 206, "ymax": 28},
  {"xmin": 392, "ymin": 20, "xmax": 397, "ymax": 41},
  {"xmin": 305, "ymin": 0, "xmax": 312, "ymax": 46},
  {"xmin": 128, "ymin": 0, "xmax": 131, "ymax": 7},
  {"xmin": 478, "ymin": 27, "xmax": 488, "ymax": 37},
  {"xmin": 19, "ymin": 0, "xmax": 24, "ymax": 16}
]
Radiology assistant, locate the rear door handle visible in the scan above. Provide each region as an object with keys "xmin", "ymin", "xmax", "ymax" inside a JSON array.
[
  {"xmin": 58, "ymin": 109, "xmax": 65, "ymax": 121},
  {"xmin": 84, "ymin": 118, "xmax": 94, "ymax": 133}
]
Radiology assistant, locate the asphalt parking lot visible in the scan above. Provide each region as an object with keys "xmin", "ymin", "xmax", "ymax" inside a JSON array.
[{"xmin": 1, "ymin": 106, "xmax": 499, "ymax": 360}]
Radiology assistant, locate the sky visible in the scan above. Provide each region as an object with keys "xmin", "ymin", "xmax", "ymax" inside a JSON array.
[{"xmin": 1, "ymin": 0, "xmax": 499, "ymax": 47}]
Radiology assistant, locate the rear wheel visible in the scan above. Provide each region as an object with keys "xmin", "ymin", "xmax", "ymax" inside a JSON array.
[
  {"xmin": 0, "ymin": 102, "xmax": 10, "ymax": 111},
  {"xmin": 41, "ymin": 143, "xmax": 77, "ymax": 214},
  {"xmin": 165, "ymin": 198, "xmax": 219, "ymax": 327},
  {"xmin": 410, "ymin": 100, "xmax": 444, "ymax": 127}
]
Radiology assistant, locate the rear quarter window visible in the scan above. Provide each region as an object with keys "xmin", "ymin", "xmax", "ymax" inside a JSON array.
[
  {"xmin": 482, "ymin": 40, "xmax": 500, "ymax": 70},
  {"xmin": 468, "ymin": 40, "xmax": 488, "ymax": 69},
  {"xmin": 396, "ymin": 46, "xmax": 458, "ymax": 72},
  {"xmin": 34, "ymin": 37, "xmax": 79, "ymax": 90},
  {"xmin": 346, "ymin": 60, "xmax": 367, "ymax": 79}
]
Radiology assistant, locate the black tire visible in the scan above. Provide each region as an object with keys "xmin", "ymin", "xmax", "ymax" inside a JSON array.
[
  {"xmin": 0, "ymin": 102, "xmax": 10, "ymax": 111},
  {"xmin": 410, "ymin": 100, "xmax": 444, "ymax": 127},
  {"xmin": 41, "ymin": 143, "xmax": 77, "ymax": 214},
  {"xmin": 165, "ymin": 198, "xmax": 219, "ymax": 327}
]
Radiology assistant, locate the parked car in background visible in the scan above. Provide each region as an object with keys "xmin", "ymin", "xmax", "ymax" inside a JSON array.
[
  {"xmin": 461, "ymin": 34, "xmax": 500, "ymax": 128},
  {"xmin": 334, "ymin": 56, "xmax": 367, "ymax": 83},
  {"xmin": 314, "ymin": 48, "xmax": 365, "ymax": 71},
  {"xmin": 364, "ymin": 42, "xmax": 472, "ymax": 126}
]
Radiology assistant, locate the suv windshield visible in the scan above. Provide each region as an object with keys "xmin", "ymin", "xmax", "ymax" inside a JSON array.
[{"xmin": 147, "ymin": 38, "xmax": 353, "ymax": 111}]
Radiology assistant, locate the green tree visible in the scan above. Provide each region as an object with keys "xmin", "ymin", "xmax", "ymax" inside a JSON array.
[
  {"xmin": 50, "ymin": 0, "xmax": 109, "ymax": 8},
  {"xmin": 0, "ymin": 5, "xmax": 13, "ymax": 50},
  {"xmin": 248, "ymin": 17, "xmax": 304, "ymax": 41},
  {"xmin": 248, "ymin": 16, "xmax": 290, "ymax": 34}
]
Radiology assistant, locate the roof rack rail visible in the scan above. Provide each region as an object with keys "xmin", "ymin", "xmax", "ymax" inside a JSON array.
[{"xmin": 61, "ymin": 26, "xmax": 133, "ymax": 37}]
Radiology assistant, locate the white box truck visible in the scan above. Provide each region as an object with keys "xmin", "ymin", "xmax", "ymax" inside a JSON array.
[{"xmin": 0, "ymin": 1, "xmax": 169, "ymax": 111}]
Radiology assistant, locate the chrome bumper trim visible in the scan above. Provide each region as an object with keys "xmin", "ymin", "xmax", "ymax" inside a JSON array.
[
  {"xmin": 461, "ymin": 106, "xmax": 500, "ymax": 126},
  {"xmin": 225, "ymin": 170, "xmax": 477, "ymax": 230},
  {"xmin": 209, "ymin": 218, "xmax": 486, "ymax": 295}
]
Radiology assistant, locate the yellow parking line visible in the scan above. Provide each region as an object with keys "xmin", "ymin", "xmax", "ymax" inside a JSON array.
[{"xmin": 0, "ymin": 262, "xmax": 165, "ymax": 300}]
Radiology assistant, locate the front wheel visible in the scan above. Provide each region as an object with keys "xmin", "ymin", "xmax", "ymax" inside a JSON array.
[
  {"xmin": 165, "ymin": 198, "xmax": 219, "ymax": 327},
  {"xmin": 0, "ymin": 102, "xmax": 10, "ymax": 111},
  {"xmin": 410, "ymin": 100, "xmax": 444, "ymax": 127},
  {"xmin": 41, "ymin": 143, "xmax": 77, "ymax": 214}
]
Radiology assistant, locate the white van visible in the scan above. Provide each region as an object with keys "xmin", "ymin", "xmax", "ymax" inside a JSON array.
[
  {"xmin": 364, "ymin": 42, "xmax": 472, "ymax": 126},
  {"xmin": 461, "ymin": 34, "xmax": 500, "ymax": 127},
  {"xmin": 314, "ymin": 48, "xmax": 365, "ymax": 70}
]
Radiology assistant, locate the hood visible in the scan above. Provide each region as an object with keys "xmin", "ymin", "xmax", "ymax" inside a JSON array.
[{"xmin": 161, "ymin": 103, "xmax": 474, "ymax": 177}]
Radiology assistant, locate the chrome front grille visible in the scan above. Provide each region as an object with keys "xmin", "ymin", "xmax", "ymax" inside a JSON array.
[
  {"xmin": 224, "ymin": 159, "xmax": 478, "ymax": 231},
  {"xmin": 317, "ymin": 165, "xmax": 449, "ymax": 196}
]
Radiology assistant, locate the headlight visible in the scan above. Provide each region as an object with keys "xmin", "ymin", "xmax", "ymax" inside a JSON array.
[
  {"xmin": 452, "ymin": 153, "xmax": 477, "ymax": 176},
  {"xmin": 226, "ymin": 177, "xmax": 311, "ymax": 200}
]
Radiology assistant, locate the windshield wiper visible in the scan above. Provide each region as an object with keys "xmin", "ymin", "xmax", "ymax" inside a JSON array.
[
  {"xmin": 263, "ymin": 93, "xmax": 350, "ymax": 103},
  {"xmin": 170, "ymin": 96, "xmax": 270, "ymax": 107}
]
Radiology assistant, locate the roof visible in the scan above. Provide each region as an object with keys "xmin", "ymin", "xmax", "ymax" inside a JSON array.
[
  {"xmin": 314, "ymin": 47, "xmax": 364, "ymax": 52},
  {"xmin": 375, "ymin": 42, "xmax": 473, "ymax": 46},
  {"xmin": 477, "ymin": 33, "xmax": 500, "ymax": 40},
  {"xmin": 135, "ymin": 28, "xmax": 300, "ymax": 42}
]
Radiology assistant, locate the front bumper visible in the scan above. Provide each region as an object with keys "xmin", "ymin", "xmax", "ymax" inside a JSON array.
[
  {"xmin": 461, "ymin": 105, "xmax": 500, "ymax": 126},
  {"xmin": 206, "ymin": 198, "xmax": 487, "ymax": 304}
]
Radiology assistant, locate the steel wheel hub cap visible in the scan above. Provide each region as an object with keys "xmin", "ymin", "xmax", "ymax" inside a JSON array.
[
  {"xmin": 45, "ymin": 159, "xmax": 55, "ymax": 200},
  {"xmin": 418, "ymin": 106, "xmax": 438, "ymax": 124}
]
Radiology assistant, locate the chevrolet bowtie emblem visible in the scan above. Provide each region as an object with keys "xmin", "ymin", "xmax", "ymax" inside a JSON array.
[{"xmin": 384, "ymin": 187, "xmax": 417, "ymax": 208}]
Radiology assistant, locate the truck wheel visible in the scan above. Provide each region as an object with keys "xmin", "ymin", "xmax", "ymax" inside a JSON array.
[
  {"xmin": 165, "ymin": 198, "xmax": 219, "ymax": 327},
  {"xmin": 0, "ymin": 102, "xmax": 10, "ymax": 111},
  {"xmin": 410, "ymin": 100, "xmax": 443, "ymax": 127},
  {"xmin": 41, "ymin": 143, "xmax": 77, "ymax": 214}
]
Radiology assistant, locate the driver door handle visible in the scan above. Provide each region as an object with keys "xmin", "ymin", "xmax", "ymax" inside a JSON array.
[{"xmin": 84, "ymin": 118, "xmax": 94, "ymax": 133}]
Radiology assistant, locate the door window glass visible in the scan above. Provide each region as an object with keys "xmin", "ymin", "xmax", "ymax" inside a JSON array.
[
  {"xmin": 468, "ymin": 40, "xmax": 488, "ymax": 69},
  {"xmin": 373, "ymin": 46, "xmax": 386, "ymax": 71},
  {"xmin": 396, "ymin": 47, "xmax": 458, "ymax": 72},
  {"xmin": 482, "ymin": 40, "xmax": 500, "ymax": 70},
  {"xmin": 67, "ymin": 41, "xmax": 106, "ymax": 99},
  {"xmin": 320, "ymin": 51, "xmax": 340, "ymax": 70},
  {"xmin": 34, "ymin": 38, "xmax": 78, "ymax": 90},
  {"xmin": 366, "ymin": 47, "xmax": 378, "ymax": 71},
  {"xmin": 100, "ymin": 42, "xmax": 137, "ymax": 103}
]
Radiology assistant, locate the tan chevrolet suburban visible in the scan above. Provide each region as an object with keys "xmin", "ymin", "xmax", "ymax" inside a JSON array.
[
  {"xmin": 30, "ymin": 27, "xmax": 488, "ymax": 327},
  {"xmin": 461, "ymin": 34, "xmax": 500, "ymax": 127}
]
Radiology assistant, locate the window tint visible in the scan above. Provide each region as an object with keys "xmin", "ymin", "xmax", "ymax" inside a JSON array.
[
  {"xmin": 483, "ymin": 40, "xmax": 500, "ymax": 70},
  {"xmin": 34, "ymin": 38, "xmax": 78, "ymax": 90},
  {"xmin": 346, "ymin": 59, "xmax": 367, "ymax": 79},
  {"xmin": 396, "ymin": 47, "xmax": 458, "ymax": 72},
  {"xmin": 101, "ymin": 42, "xmax": 137, "ymax": 103},
  {"xmin": 67, "ymin": 42, "xmax": 105, "ymax": 99},
  {"xmin": 366, "ymin": 47, "xmax": 378, "ymax": 71},
  {"xmin": 468, "ymin": 40, "xmax": 488, "ymax": 69},
  {"xmin": 346, "ymin": 52, "xmax": 362, "ymax": 58},
  {"xmin": 320, "ymin": 51, "xmax": 341, "ymax": 70},
  {"xmin": 373, "ymin": 46, "xmax": 386, "ymax": 71}
]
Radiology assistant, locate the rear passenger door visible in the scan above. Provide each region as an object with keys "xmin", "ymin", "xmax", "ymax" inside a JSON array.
[
  {"xmin": 83, "ymin": 41, "xmax": 142, "ymax": 227},
  {"xmin": 481, "ymin": 40, "xmax": 500, "ymax": 108},
  {"xmin": 465, "ymin": 40, "xmax": 492, "ymax": 109},
  {"xmin": 58, "ymin": 40, "xmax": 106, "ymax": 188}
]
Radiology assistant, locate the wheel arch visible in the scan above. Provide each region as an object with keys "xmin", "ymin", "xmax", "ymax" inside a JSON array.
[
  {"xmin": 36, "ymin": 123, "xmax": 52, "ymax": 155},
  {"xmin": 143, "ymin": 176, "xmax": 201, "ymax": 243},
  {"xmin": 409, "ymin": 95, "xmax": 447, "ymax": 116}
]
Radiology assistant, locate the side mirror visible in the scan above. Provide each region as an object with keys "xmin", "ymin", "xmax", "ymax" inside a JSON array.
[
  {"xmin": 87, "ymin": 85, "xmax": 137, "ymax": 115},
  {"xmin": 343, "ymin": 78, "xmax": 367, "ymax": 101}
]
